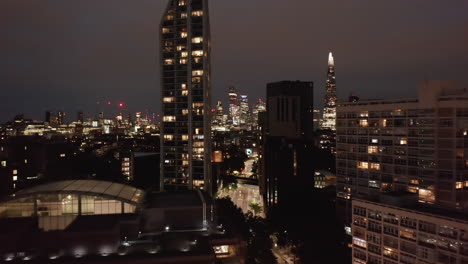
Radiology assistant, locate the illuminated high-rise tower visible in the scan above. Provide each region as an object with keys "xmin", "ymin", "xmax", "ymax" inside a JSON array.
[
  {"xmin": 160, "ymin": 0, "xmax": 211, "ymax": 192},
  {"xmin": 228, "ymin": 86, "xmax": 240, "ymax": 127},
  {"xmin": 214, "ymin": 100, "xmax": 224, "ymax": 125},
  {"xmin": 239, "ymin": 95, "xmax": 250, "ymax": 129},
  {"xmin": 321, "ymin": 52, "xmax": 337, "ymax": 130},
  {"xmin": 252, "ymin": 98, "xmax": 266, "ymax": 128}
]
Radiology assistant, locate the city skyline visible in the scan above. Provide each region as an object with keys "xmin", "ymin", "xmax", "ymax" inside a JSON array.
[{"xmin": 1, "ymin": 0, "xmax": 467, "ymax": 122}]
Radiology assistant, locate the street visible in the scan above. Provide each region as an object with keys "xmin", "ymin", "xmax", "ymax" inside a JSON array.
[{"xmin": 218, "ymin": 183, "xmax": 264, "ymax": 218}]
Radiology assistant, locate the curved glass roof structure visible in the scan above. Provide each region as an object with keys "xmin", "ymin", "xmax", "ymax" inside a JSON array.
[{"xmin": 13, "ymin": 180, "xmax": 144, "ymax": 205}]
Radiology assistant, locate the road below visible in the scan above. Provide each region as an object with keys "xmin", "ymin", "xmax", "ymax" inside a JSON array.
[{"xmin": 218, "ymin": 183, "xmax": 264, "ymax": 218}]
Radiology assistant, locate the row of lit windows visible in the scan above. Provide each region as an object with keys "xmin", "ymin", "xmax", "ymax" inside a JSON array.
[
  {"xmin": 164, "ymin": 10, "xmax": 203, "ymax": 20},
  {"xmin": 455, "ymin": 181, "xmax": 468, "ymax": 189},
  {"xmin": 175, "ymin": 50, "xmax": 203, "ymax": 58},
  {"xmin": 164, "ymin": 135, "xmax": 191, "ymax": 141},
  {"xmin": 357, "ymin": 161, "xmax": 381, "ymax": 170},
  {"xmin": 163, "ymin": 116, "xmax": 176, "ymax": 122},
  {"xmin": 163, "ymin": 97, "xmax": 175, "ymax": 103}
]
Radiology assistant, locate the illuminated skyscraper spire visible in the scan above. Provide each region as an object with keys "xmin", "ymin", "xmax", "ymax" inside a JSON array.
[
  {"xmin": 328, "ymin": 51, "xmax": 334, "ymax": 67},
  {"xmin": 321, "ymin": 51, "xmax": 337, "ymax": 130}
]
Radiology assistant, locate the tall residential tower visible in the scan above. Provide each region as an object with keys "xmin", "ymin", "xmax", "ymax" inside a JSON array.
[
  {"xmin": 160, "ymin": 0, "xmax": 211, "ymax": 192},
  {"xmin": 321, "ymin": 52, "xmax": 337, "ymax": 130}
]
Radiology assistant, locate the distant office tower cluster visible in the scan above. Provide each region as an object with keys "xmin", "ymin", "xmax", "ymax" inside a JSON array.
[
  {"xmin": 2, "ymin": 110, "xmax": 157, "ymax": 138},
  {"xmin": 335, "ymin": 81, "xmax": 468, "ymax": 264},
  {"xmin": 213, "ymin": 85, "xmax": 265, "ymax": 131},
  {"xmin": 259, "ymin": 81, "xmax": 315, "ymax": 207},
  {"xmin": 160, "ymin": 0, "xmax": 212, "ymax": 192},
  {"xmin": 45, "ymin": 111, "xmax": 66, "ymax": 127}
]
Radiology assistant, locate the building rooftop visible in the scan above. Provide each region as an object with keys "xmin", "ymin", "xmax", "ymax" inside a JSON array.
[
  {"xmin": 12, "ymin": 180, "xmax": 144, "ymax": 205},
  {"xmin": 355, "ymin": 198, "xmax": 468, "ymax": 225}
]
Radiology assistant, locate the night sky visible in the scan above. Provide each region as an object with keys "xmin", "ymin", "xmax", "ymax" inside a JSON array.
[{"xmin": 1, "ymin": 0, "xmax": 467, "ymax": 122}]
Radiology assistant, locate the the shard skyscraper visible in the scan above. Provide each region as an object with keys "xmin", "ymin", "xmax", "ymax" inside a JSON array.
[{"xmin": 321, "ymin": 52, "xmax": 337, "ymax": 130}]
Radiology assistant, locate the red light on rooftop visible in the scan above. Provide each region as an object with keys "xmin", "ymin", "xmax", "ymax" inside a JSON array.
[
  {"xmin": 107, "ymin": 101, "xmax": 112, "ymax": 105},
  {"xmin": 118, "ymin": 103, "xmax": 124, "ymax": 107}
]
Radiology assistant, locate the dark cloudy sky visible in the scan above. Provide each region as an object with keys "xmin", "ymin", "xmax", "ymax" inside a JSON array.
[{"xmin": 1, "ymin": 0, "xmax": 467, "ymax": 122}]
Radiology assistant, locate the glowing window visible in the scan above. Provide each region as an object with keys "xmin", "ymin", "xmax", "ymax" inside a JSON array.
[
  {"xmin": 178, "ymin": 0, "xmax": 186, "ymax": 6},
  {"xmin": 162, "ymin": 28, "xmax": 171, "ymax": 34},
  {"xmin": 367, "ymin": 146, "xmax": 378, "ymax": 154},
  {"xmin": 400, "ymin": 138, "xmax": 408, "ymax": 145},
  {"xmin": 192, "ymin": 50, "xmax": 204, "ymax": 56},
  {"xmin": 357, "ymin": 162, "xmax": 368, "ymax": 170},
  {"xmin": 370, "ymin": 163, "xmax": 380, "ymax": 170},
  {"xmin": 164, "ymin": 135, "xmax": 174, "ymax": 141},
  {"xmin": 182, "ymin": 90, "xmax": 188, "ymax": 96},
  {"xmin": 214, "ymin": 245, "xmax": 229, "ymax": 254},
  {"xmin": 192, "ymin": 10, "xmax": 203, "ymax": 16},
  {"xmin": 419, "ymin": 188, "xmax": 435, "ymax": 204},
  {"xmin": 182, "ymin": 161, "xmax": 189, "ymax": 166},
  {"xmin": 182, "ymin": 135, "xmax": 189, "ymax": 141},
  {"xmin": 12, "ymin": 169, "xmax": 18, "ymax": 175},
  {"xmin": 359, "ymin": 119, "xmax": 368, "ymax": 127},
  {"xmin": 352, "ymin": 237, "xmax": 367, "ymax": 249},
  {"xmin": 181, "ymin": 83, "xmax": 187, "ymax": 89},
  {"xmin": 359, "ymin": 112, "xmax": 369, "ymax": 117},
  {"xmin": 180, "ymin": 12, "xmax": 187, "ymax": 19},
  {"xmin": 193, "ymin": 103, "xmax": 204, "ymax": 108},
  {"xmin": 181, "ymin": 51, "xmax": 188, "ymax": 57},
  {"xmin": 163, "ymin": 97, "xmax": 175, "ymax": 103},
  {"xmin": 164, "ymin": 59, "xmax": 174, "ymax": 65},
  {"xmin": 179, "ymin": 58, "xmax": 188, "ymax": 64},
  {"xmin": 381, "ymin": 119, "xmax": 387, "ymax": 127},
  {"xmin": 193, "ymin": 148, "xmax": 204, "ymax": 154},
  {"xmin": 176, "ymin": 45, "xmax": 185, "ymax": 51},
  {"xmin": 456, "ymin": 182, "xmax": 463, "ymax": 189},
  {"xmin": 371, "ymin": 139, "xmax": 378, "ymax": 144},
  {"xmin": 60, "ymin": 153, "xmax": 66, "ymax": 158},
  {"xmin": 163, "ymin": 116, "xmax": 176, "ymax": 122},
  {"xmin": 193, "ymin": 142, "xmax": 204, "ymax": 147},
  {"xmin": 180, "ymin": 32, "xmax": 188, "ymax": 38},
  {"xmin": 164, "ymin": 15, "xmax": 174, "ymax": 21},
  {"xmin": 1, "ymin": 161, "xmax": 6, "ymax": 167},
  {"xmin": 182, "ymin": 109, "xmax": 189, "ymax": 115},
  {"xmin": 192, "ymin": 70, "xmax": 203, "ymax": 76},
  {"xmin": 193, "ymin": 57, "xmax": 202, "ymax": 64},
  {"xmin": 410, "ymin": 179, "xmax": 419, "ymax": 185},
  {"xmin": 13, "ymin": 176, "xmax": 17, "ymax": 181},
  {"xmin": 192, "ymin": 37, "xmax": 203, "ymax": 44}
]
